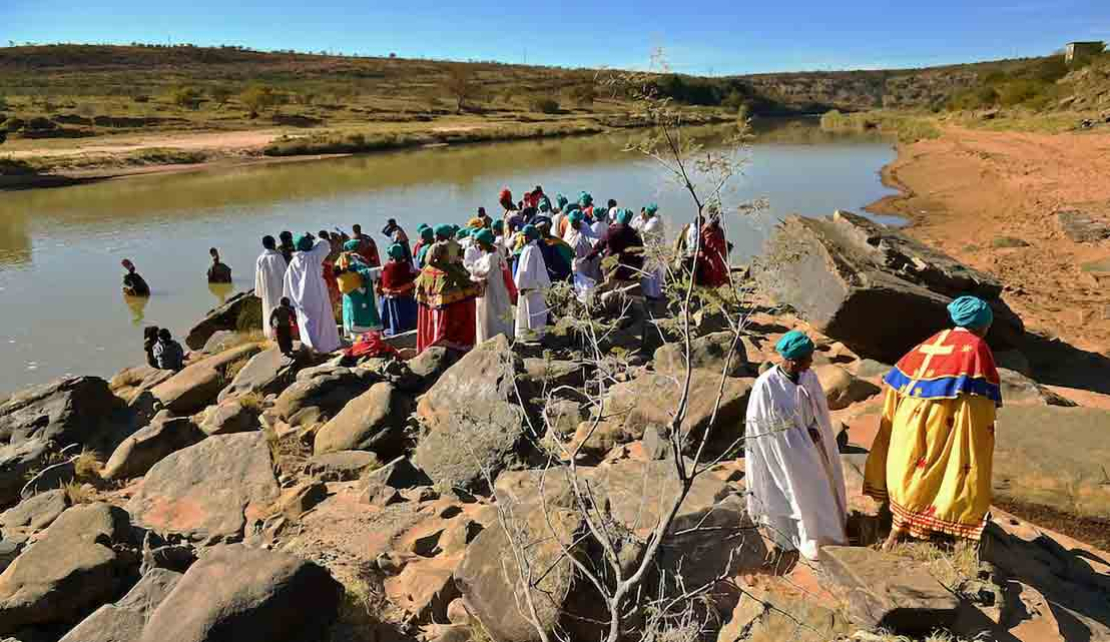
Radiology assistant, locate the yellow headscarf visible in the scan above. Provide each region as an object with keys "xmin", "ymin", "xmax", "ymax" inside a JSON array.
[{"xmin": 466, "ymin": 217, "xmax": 486, "ymax": 229}]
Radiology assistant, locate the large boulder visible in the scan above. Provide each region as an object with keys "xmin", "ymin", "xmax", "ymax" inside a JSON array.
[
  {"xmin": 137, "ymin": 544, "xmax": 342, "ymax": 642},
  {"xmin": 0, "ymin": 376, "xmax": 121, "ymax": 446},
  {"xmin": 128, "ymin": 432, "xmax": 280, "ymax": 543},
  {"xmin": 994, "ymin": 406, "xmax": 1110, "ymax": 518},
  {"xmin": 819, "ymin": 546, "xmax": 959, "ymax": 634},
  {"xmin": 653, "ymin": 331, "xmax": 751, "ymax": 379},
  {"xmin": 813, "ymin": 364, "xmax": 881, "ymax": 411},
  {"xmin": 0, "ymin": 439, "xmax": 52, "ymax": 509},
  {"xmin": 198, "ymin": 401, "xmax": 259, "ymax": 437},
  {"xmin": 303, "ymin": 450, "xmax": 381, "ymax": 482},
  {"xmin": 218, "ymin": 347, "xmax": 313, "ymax": 403},
  {"xmin": 414, "ymin": 335, "xmax": 530, "ymax": 491},
  {"xmin": 760, "ymin": 210, "xmax": 1023, "ymax": 363},
  {"xmin": 576, "ymin": 370, "xmax": 752, "ymax": 457},
  {"xmin": 59, "ymin": 568, "xmax": 181, "ymax": 642},
  {"xmin": 101, "ymin": 411, "xmax": 205, "ymax": 481},
  {"xmin": 110, "ymin": 365, "xmax": 174, "ymax": 405},
  {"xmin": 185, "ymin": 291, "xmax": 262, "ymax": 350},
  {"xmin": 0, "ymin": 489, "xmax": 69, "ymax": 542},
  {"xmin": 0, "ymin": 503, "xmax": 137, "ymax": 634},
  {"xmin": 151, "ymin": 344, "xmax": 262, "ymax": 416},
  {"xmin": 273, "ymin": 365, "xmax": 376, "ymax": 427},
  {"xmin": 313, "ymin": 382, "xmax": 411, "ymax": 457}
]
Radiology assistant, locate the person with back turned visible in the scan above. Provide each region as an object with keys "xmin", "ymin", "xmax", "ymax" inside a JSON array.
[{"xmin": 255, "ymin": 236, "xmax": 288, "ymax": 340}]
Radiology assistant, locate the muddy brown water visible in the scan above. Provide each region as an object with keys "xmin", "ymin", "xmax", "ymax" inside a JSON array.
[{"xmin": 0, "ymin": 120, "xmax": 897, "ymax": 393}]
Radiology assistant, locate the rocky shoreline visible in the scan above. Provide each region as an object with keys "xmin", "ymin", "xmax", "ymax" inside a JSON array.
[{"xmin": 0, "ymin": 211, "xmax": 1107, "ymax": 641}]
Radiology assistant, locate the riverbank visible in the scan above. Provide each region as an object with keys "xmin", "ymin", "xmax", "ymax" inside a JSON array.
[
  {"xmin": 866, "ymin": 125, "xmax": 1110, "ymax": 357},
  {"xmin": 1, "ymin": 111, "xmax": 735, "ymax": 191}
]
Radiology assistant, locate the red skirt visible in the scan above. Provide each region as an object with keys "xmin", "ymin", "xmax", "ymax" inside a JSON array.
[{"xmin": 417, "ymin": 299, "xmax": 477, "ymax": 353}]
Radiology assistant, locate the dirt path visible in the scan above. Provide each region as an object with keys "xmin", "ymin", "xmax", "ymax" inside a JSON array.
[
  {"xmin": 868, "ymin": 126, "xmax": 1110, "ymax": 355},
  {"xmin": 6, "ymin": 129, "xmax": 290, "ymax": 158}
]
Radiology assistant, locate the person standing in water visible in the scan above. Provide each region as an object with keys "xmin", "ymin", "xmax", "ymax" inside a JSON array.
[
  {"xmin": 207, "ymin": 248, "xmax": 233, "ymax": 284},
  {"xmin": 121, "ymin": 259, "xmax": 150, "ymax": 297}
]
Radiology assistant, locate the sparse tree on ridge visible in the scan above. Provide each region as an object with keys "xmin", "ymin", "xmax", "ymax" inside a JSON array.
[{"xmin": 445, "ymin": 63, "xmax": 478, "ymax": 114}]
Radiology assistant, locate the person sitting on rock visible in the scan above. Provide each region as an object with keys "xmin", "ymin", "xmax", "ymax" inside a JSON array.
[
  {"xmin": 864, "ymin": 296, "xmax": 1001, "ymax": 551},
  {"xmin": 207, "ymin": 248, "xmax": 233, "ymax": 284},
  {"xmin": 153, "ymin": 328, "xmax": 185, "ymax": 372},
  {"xmin": 121, "ymin": 259, "xmax": 151, "ymax": 297},
  {"xmin": 745, "ymin": 330, "xmax": 848, "ymax": 561},
  {"xmin": 143, "ymin": 326, "xmax": 160, "ymax": 368}
]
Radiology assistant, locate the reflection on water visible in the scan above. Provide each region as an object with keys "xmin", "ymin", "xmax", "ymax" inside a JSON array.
[
  {"xmin": 0, "ymin": 119, "xmax": 897, "ymax": 393},
  {"xmin": 207, "ymin": 283, "xmax": 235, "ymax": 307},
  {"xmin": 124, "ymin": 295, "xmax": 149, "ymax": 327}
]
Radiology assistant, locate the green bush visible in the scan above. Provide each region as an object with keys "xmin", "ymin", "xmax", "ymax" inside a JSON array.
[
  {"xmin": 171, "ymin": 86, "xmax": 204, "ymax": 110},
  {"xmin": 569, "ymin": 84, "xmax": 595, "ymax": 107},
  {"xmin": 240, "ymin": 85, "xmax": 277, "ymax": 118},
  {"xmin": 529, "ymin": 96, "xmax": 560, "ymax": 114}
]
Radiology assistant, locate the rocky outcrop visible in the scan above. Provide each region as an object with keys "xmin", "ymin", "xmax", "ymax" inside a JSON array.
[
  {"xmin": 575, "ymin": 370, "xmax": 752, "ymax": 457},
  {"xmin": 813, "ymin": 364, "xmax": 881, "ymax": 411},
  {"xmin": 313, "ymin": 382, "xmax": 411, "ymax": 456},
  {"xmin": 128, "ymin": 432, "xmax": 279, "ymax": 543},
  {"xmin": 184, "ymin": 291, "xmax": 262, "ymax": 350},
  {"xmin": 101, "ymin": 411, "xmax": 205, "ymax": 481},
  {"xmin": 1056, "ymin": 210, "xmax": 1110, "ymax": 243},
  {"xmin": 0, "ymin": 503, "xmax": 137, "ymax": 634},
  {"xmin": 198, "ymin": 400, "xmax": 259, "ymax": 436},
  {"xmin": 218, "ymin": 347, "xmax": 312, "ymax": 403},
  {"xmin": 653, "ymin": 331, "xmax": 751, "ymax": 379},
  {"xmin": 760, "ymin": 210, "xmax": 1024, "ymax": 363},
  {"xmin": 819, "ymin": 546, "xmax": 959, "ymax": 634},
  {"xmin": 110, "ymin": 365, "xmax": 174, "ymax": 404},
  {"xmin": 273, "ymin": 365, "xmax": 376, "ymax": 427},
  {"xmin": 0, "ymin": 376, "xmax": 121, "ymax": 447},
  {"xmin": 151, "ymin": 344, "xmax": 263, "ymax": 416},
  {"xmin": 59, "ymin": 568, "xmax": 181, "ymax": 642},
  {"xmin": 414, "ymin": 335, "xmax": 531, "ymax": 491},
  {"xmin": 0, "ymin": 489, "xmax": 68, "ymax": 542},
  {"xmin": 0, "ymin": 439, "xmax": 53, "ymax": 509},
  {"xmin": 304, "ymin": 450, "xmax": 381, "ymax": 482},
  {"xmin": 138, "ymin": 545, "xmax": 341, "ymax": 642}
]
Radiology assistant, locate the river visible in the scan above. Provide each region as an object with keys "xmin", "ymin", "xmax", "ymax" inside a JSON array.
[{"xmin": 0, "ymin": 120, "xmax": 898, "ymax": 394}]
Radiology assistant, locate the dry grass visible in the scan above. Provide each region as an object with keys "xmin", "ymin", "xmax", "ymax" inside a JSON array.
[
  {"xmin": 885, "ymin": 539, "xmax": 978, "ymax": 590},
  {"xmin": 263, "ymin": 423, "xmax": 313, "ymax": 479},
  {"xmin": 72, "ymin": 449, "xmax": 104, "ymax": 481},
  {"xmin": 321, "ymin": 576, "xmax": 393, "ymax": 642},
  {"xmin": 746, "ymin": 596, "xmax": 853, "ymax": 642},
  {"xmin": 63, "ymin": 480, "xmax": 96, "ymax": 505},
  {"xmin": 236, "ymin": 391, "xmax": 266, "ymax": 414}
]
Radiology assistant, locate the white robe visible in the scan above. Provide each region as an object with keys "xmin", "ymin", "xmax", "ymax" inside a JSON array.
[
  {"xmin": 462, "ymin": 240, "xmax": 482, "ymax": 273},
  {"xmin": 282, "ymin": 239, "xmax": 342, "ymax": 354},
  {"xmin": 744, "ymin": 366, "xmax": 848, "ymax": 560},
  {"xmin": 469, "ymin": 250, "xmax": 514, "ymax": 343},
  {"xmin": 254, "ymin": 249, "xmax": 288, "ymax": 339},
  {"xmin": 565, "ymin": 228, "xmax": 600, "ymax": 282},
  {"xmin": 513, "ymin": 241, "xmax": 551, "ymax": 339},
  {"xmin": 637, "ymin": 215, "xmax": 666, "ymax": 299}
]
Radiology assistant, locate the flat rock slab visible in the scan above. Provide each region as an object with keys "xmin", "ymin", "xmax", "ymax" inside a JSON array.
[
  {"xmin": 1057, "ymin": 210, "xmax": 1110, "ymax": 243},
  {"xmin": 819, "ymin": 545, "xmax": 959, "ymax": 634},
  {"xmin": 0, "ymin": 376, "xmax": 120, "ymax": 446},
  {"xmin": 59, "ymin": 568, "xmax": 182, "ymax": 642},
  {"xmin": 185, "ymin": 290, "xmax": 261, "ymax": 350},
  {"xmin": 128, "ymin": 432, "xmax": 279, "ymax": 543},
  {"xmin": 304, "ymin": 450, "xmax": 381, "ymax": 482}
]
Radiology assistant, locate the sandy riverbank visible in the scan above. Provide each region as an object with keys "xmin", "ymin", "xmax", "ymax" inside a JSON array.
[{"xmin": 867, "ymin": 125, "xmax": 1110, "ymax": 356}]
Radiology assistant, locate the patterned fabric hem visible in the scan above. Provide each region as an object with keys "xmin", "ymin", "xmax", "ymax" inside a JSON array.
[
  {"xmin": 862, "ymin": 483, "xmax": 888, "ymax": 501},
  {"xmin": 890, "ymin": 499, "xmax": 986, "ymax": 541},
  {"xmin": 416, "ymin": 288, "xmax": 479, "ymax": 309}
]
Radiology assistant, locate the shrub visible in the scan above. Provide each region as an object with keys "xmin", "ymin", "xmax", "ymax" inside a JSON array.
[
  {"xmin": 529, "ymin": 96, "xmax": 560, "ymax": 114},
  {"xmin": 569, "ymin": 83, "xmax": 595, "ymax": 107},
  {"xmin": 240, "ymin": 85, "xmax": 277, "ymax": 118},
  {"xmin": 171, "ymin": 86, "xmax": 204, "ymax": 110},
  {"xmin": 208, "ymin": 85, "xmax": 234, "ymax": 106}
]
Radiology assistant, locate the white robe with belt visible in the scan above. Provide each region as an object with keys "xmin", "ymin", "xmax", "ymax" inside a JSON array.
[
  {"xmin": 635, "ymin": 215, "xmax": 666, "ymax": 299},
  {"xmin": 282, "ymin": 239, "xmax": 341, "ymax": 354},
  {"xmin": 513, "ymin": 241, "xmax": 551, "ymax": 339},
  {"xmin": 744, "ymin": 366, "xmax": 848, "ymax": 560},
  {"xmin": 470, "ymin": 249, "xmax": 514, "ymax": 343},
  {"xmin": 255, "ymin": 249, "xmax": 288, "ymax": 339}
]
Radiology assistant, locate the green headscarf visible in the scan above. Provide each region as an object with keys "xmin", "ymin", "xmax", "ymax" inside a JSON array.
[
  {"xmin": 522, "ymin": 224, "xmax": 539, "ymax": 241},
  {"xmin": 538, "ymin": 197, "xmax": 552, "ymax": 213},
  {"xmin": 387, "ymin": 243, "xmax": 406, "ymax": 261},
  {"xmin": 645, "ymin": 203, "xmax": 659, "ymax": 216},
  {"xmin": 567, "ymin": 210, "xmax": 585, "ymax": 225},
  {"xmin": 434, "ymin": 224, "xmax": 453, "ymax": 240},
  {"xmin": 473, "ymin": 228, "xmax": 495, "ymax": 246},
  {"xmin": 556, "ymin": 194, "xmax": 569, "ymax": 210},
  {"xmin": 420, "ymin": 226, "xmax": 435, "ymax": 242},
  {"xmin": 948, "ymin": 296, "xmax": 994, "ymax": 329},
  {"xmin": 456, "ymin": 227, "xmax": 472, "ymax": 240},
  {"xmin": 343, "ymin": 239, "xmax": 361, "ymax": 252},
  {"xmin": 578, "ymin": 191, "xmax": 593, "ymax": 207},
  {"xmin": 295, "ymin": 234, "xmax": 314, "ymax": 252},
  {"xmin": 775, "ymin": 331, "xmax": 815, "ymax": 360},
  {"xmin": 616, "ymin": 208, "xmax": 634, "ymax": 225}
]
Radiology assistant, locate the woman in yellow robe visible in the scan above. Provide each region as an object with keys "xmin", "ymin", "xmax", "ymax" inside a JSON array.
[{"xmin": 864, "ymin": 296, "xmax": 1002, "ymax": 549}]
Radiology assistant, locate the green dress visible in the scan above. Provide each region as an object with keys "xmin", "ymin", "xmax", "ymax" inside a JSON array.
[{"xmin": 341, "ymin": 262, "xmax": 382, "ymax": 335}]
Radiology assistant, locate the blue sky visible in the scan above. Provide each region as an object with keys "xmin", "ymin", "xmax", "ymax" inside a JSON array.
[{"xmin": 3, "ymin": 0, "xmax": 1109, "ymax": 74}]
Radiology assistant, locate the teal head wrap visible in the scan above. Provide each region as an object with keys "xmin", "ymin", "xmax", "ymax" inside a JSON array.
[
  {"xmin": 433, "ymin": 224, "xmax": 453, "ymax": 240},
  {"xmin": 387, "ymin": 243, "xmax": 406, "ymax": 261},
  {"xmin": 522, "ymin": 224, "xmax": 539, "ymax": 241},
  {"xmin": 645, "ymin": 203, "xmax": 659, "ymax": 217},
  {"xmin": 456, "ymin": 227, "xmax": 472, "ymax": 240},
  {"xmin": 775, "ymin": 331, "xmax": 815, "ymax": 360},
  {"xmin": 578, "ymin": 191, "xmax": 593, "ymax": 207},
  {"xmin": 568, "ymin": 210, "xmax": 585, "ymax": 225},
  {"xmin": 556, "ymin": 194, "xmax": 569, "ymax": 210},
  {"xmin": 473, "ymin": 228, "xmax": 495, "ymax": 246},
  {"xmin": 343, "ymin": 239, "xmax": 361, "ymax": 252},
  {"xmin": 492, "ymin": 220, "xmax": 504, "ymax": 234},
  {"xmin": 417, "ymin": 223, "xmax": 430, "ymax": 234},
  {"xmin": 538, "ymin": 197, "xmax": 552, "ymax": 213},
  {"xmin": 616, "ymin": 208, "xmax": 634, "ymax": 225},
  {"xmin": 948, "ymin": 296, "xmax": 994, "ymax": 329},
  {"xmin": 295, "ymin": 234, "xmax": 314, "ymax": 252},
  {"xmin": 420, "ymin": 226, "xmax": 435, "ymax": 242}
]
